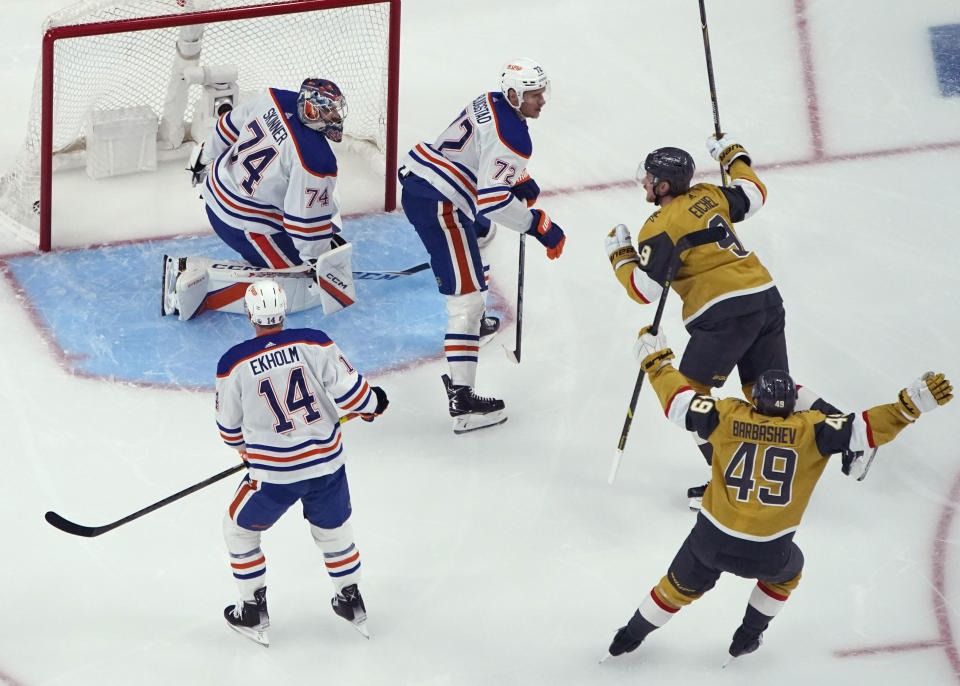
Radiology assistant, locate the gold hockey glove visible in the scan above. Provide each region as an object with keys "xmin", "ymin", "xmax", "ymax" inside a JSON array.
[
  {"xmin": 706, "ymin": 133, "xmax": 752, "ymax": 172},
  {"xmin": 633, "ymin": 325, "xmax": 669, "ymax": 364},
  {"xmin": 605, "ymin": 224, "xmax": 639, "ymax": 271},
  {"xmin": 898, "ymin": 372, "xmax": 953, "ymax": 419},
  {"xmin": 641, "ymin": 348, "xmax": 675, "ymax": 375}
]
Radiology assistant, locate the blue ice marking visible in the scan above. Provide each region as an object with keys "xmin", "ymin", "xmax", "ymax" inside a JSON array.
[{"xmin": 5, "ymin": 212, "xmax": 465, "ymax": 388}]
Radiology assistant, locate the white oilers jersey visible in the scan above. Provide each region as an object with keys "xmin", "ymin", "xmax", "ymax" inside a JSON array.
[
  {"xmin": 215, "ymin": 328, "xmax": 377, "ymax": 484},
  {"xmin": 203, "ymin": 88, "xmax": 341, "ymax": 261},
  {"xmin": 402, "ymin": 91, "xmax": 534, "ymax": 232}
]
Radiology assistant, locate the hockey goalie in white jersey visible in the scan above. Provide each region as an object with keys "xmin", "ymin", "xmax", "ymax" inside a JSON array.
[
  {"xmin": 398, "ymin": 57, "xmax": 567, "ymax": 433},
  {"xmin": 162, "ymin": 78, "xmax": 356, "ymax": 321}
]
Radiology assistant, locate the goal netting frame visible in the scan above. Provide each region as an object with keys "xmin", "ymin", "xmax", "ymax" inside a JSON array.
[{"xmin": 0, "ymin": 0, "xmax": 400, "ymax": 252}]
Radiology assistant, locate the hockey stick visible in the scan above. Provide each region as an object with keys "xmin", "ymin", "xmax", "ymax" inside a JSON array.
[
  {"xmin": 608, "ymin": 224, "xmax": 726, "ymax": 485},
  {"xmin": 208, "ymin": 261, "xmax": 431, "ymax": 282},
  {"xmin": 698, "ymin": 0, "xmax": 728, "ymax": 186},
  {"xmin": 45, "ymin": 414, "xmax": 362, "ymax": 538},
  {"xmin": 505, "ymin": 233, "xmax": 526, "ymax": 364}
]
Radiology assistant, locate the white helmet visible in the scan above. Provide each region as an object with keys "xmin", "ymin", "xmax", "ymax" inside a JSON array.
[
  {"xmin": 500, "ymin": 58, "xmax": 551, "ymax": 110},
  {"xmin": 244, "ymin": 280, "xmax": 287, "ymax": 326}
]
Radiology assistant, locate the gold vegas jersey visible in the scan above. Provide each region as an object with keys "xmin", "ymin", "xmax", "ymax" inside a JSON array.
[
  {"xmin": 647, "ymin": 364, "xmax": 915, "ymax": 542},
  {"xmin": 615, "ymin": 159, "xmax": 776, "ymax": 327}
]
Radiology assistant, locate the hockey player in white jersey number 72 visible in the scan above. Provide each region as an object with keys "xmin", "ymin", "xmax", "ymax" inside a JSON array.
[
  {"xmin": 216, "ymin": 280, "xmax": 389, "ymax": 646},
  {"xmin": 162, "ymin": 78, "xmax": 356, "ymax": 321},
  {"xmin": 398, "ymin": 58, "xmax": 567, "ymax": 434}
]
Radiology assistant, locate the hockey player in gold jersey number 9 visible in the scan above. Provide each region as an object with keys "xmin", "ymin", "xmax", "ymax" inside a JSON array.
[
  {"xmin": 604, "ymin": 328, "xmax": 953, "ymax": 662},
  {"xmin": 604, "ymin": 134, "xmax": 852, "ymax": 506}
]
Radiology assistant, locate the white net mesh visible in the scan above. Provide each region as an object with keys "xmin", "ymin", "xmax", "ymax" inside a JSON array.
[{"xmin": 0, "ymin": 0, "xmax": 393, "ymax": 242}]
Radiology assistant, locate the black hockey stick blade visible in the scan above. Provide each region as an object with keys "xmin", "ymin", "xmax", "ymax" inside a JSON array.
[{"xmin": 44, "ymin": 510, "xmax": 112, "ymax": 538}]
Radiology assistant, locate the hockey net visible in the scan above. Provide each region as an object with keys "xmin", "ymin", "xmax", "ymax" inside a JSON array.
[{"xmin": 0, "ymin": 0, "xmax": 400, "ymax": 250}]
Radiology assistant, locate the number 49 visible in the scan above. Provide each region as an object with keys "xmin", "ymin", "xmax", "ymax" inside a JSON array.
[{"xmin": 723, "ymin": 442, "xmax": 797, "ymax": 506}]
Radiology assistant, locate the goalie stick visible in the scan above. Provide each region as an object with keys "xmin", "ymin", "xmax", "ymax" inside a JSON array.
[
  {"xmin": 608, "ymin": 224, "xmax": 726, "ymax": 485},
  {"xmin": 45, "ymin": 414, "xmax": 361, "ymax": 538},
  {"xmin": 211, "ymin": 261, "xmax": 431, "ymax": 282}
]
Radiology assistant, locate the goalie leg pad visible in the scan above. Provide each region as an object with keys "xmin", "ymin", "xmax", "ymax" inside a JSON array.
[
  {"xmin": 313, "ymin": 239, "xmax": 357, "ymax": 315},
  {"xmin": 161, "ymin": 254, "xmax": 183, "ymax": 316},
  {"xmin": 174, "ymin": 264, "xmax": 210, "ymax": 321}
]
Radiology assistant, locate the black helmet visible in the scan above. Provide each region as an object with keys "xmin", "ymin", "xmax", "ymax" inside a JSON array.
[
  {"xmin": 644, "ymin": 146, "xmax": 695, "ymax": 196},
  {"xmin": 751, "ymin": 369, "xmax": 797, "ymax": 418}
]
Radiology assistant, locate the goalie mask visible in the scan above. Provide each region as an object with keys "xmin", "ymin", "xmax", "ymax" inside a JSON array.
[
  {"xmin": 752, "ymin": 369, "xmax": 797, "ymax": 418},
  {"xmin": 245, "ymin": 280, "xmax": 287, "ymax": 326},
  {"xmin": 640, "ymin": 146, "xmax": 695, "ymax": 201},
  {"xmin": 297, "ymin": 78, "xmax": 348, "ymax": 142},
  {"xmin": 500, "ymin": 58, "xmax": 551, "ymax": 113}
]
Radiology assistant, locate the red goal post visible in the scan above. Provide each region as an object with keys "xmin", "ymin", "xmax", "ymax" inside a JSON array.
[{"xmin": 3, "ymin": 0, "xmax": 400, "ymax": 252}]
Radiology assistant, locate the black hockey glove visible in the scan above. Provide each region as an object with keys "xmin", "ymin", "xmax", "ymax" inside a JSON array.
[{"xmin": 361, "ymin": 386, "xmax": 389, "ymax": 422}]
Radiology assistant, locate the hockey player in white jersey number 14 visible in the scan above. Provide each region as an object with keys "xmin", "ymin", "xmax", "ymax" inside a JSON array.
[
  {"xmin": 216, "ymin": 280, "xmax": 388, "ymax": 646},
  {"xmin": 398, "ymin": 57, "xmax": 567, "ymax": 434},
  {"xmin": 162, "ymin": 78, "xmax": 356, "ymax": 321}
]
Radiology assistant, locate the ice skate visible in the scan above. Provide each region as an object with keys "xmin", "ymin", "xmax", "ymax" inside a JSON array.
[
  {"xmin": 442, "ymin": 374, "xmax": 507, "ymax": 434},
  {"xmin": 687, "ymin": 482, "xmax": 708, "ymax": 511},
  {"xmin": 478, "ymin": 312, "xmax": 501, "ymax": 345},
  {"xmin": 725, "ymin": 624, "xmax": 764, "ymax": 663},
  {"xmin": 331, "ymin": 583, "xmax": 369, "ymax": 638},
  {"xmin": 224, "ymin": 586, "xmax": 270, "ymax": 647},
  {"xmin": 160, "ymin": 254, "xmax": 185, "ymax": 317}
]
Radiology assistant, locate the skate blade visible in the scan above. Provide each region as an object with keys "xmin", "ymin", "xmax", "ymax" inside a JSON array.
[
  {"xmin": 453, "ymin": 410, "xmax": 508, "ymax": 434},
  {"xmin": 351, "ymin": 617, "xmax": 370, "ymax": 639},
  {"xmin": 226, "ymin": 622, "xmax": 270, "ymax": 647},
  {"xmin": 339, "ymin": 608, "xmax": 369, "ymax": 638}
]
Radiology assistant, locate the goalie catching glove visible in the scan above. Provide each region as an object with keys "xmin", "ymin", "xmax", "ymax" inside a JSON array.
[
  {"xmin": 634, "ymin": 325, "xmax": 674, "ymax": 373},
  {"xmin": 605, "ymin": 224, "xmax": 639, "ymax": 271},
  {"xmin": 705, "ymin": 133, "xmax": 752, "ymax": 172},
  {"xmin": 527, "ymin": 209, "xmax": 565, "ymax": 259},
  {"xmin": 897, "ymin": 372, "xmax": 953, "ymax": 420}
]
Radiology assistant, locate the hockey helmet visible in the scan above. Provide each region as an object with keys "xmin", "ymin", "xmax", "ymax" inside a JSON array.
[
  {"xmin": 500, "ymin": 58, "xmax": 551, "ymax": 111},
  {"xmin": 297, "ymin": 78, "xmax": 348, "ymax": 142},
  {"xmin": 751, "ymin": 369, "xmax": 797, "ymax": 418},
  {"xmin": 245, "ymin": 280, "xmax": 287, "ymax": 326},
  {"xmin": 641, "ymin": 146, "xmax": 696, "ymax": 197}
]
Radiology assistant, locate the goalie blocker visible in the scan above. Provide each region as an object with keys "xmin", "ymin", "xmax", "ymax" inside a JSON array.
[{"xmin": 162, "ymin": 236, "xmax": 356, "ymax": 321}]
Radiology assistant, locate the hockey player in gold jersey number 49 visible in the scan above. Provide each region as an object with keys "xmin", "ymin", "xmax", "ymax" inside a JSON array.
[{"xmin": 604, "ymin": 328, "xmax": 953, "ymax": 663}]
